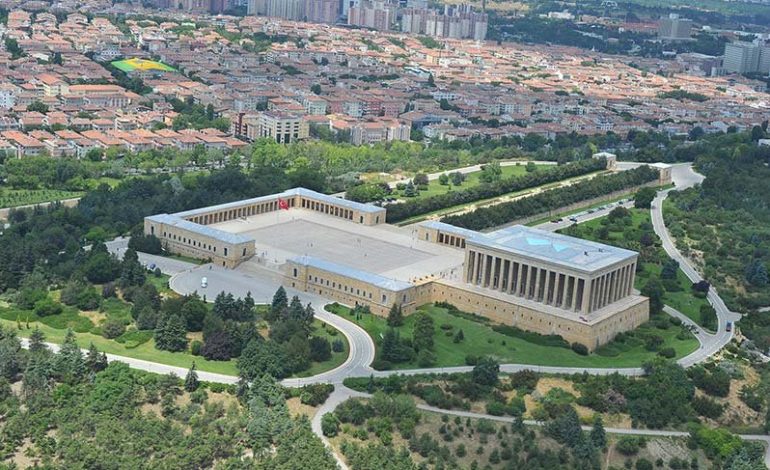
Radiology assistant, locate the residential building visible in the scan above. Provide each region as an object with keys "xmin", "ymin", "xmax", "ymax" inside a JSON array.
[
  {"xmin": 348, "ymin": 0, "xmax": 397, "ymax": 31},
  {"xmin": 658, "ymin": 14, "xmax": 693, "ymax": 41}
]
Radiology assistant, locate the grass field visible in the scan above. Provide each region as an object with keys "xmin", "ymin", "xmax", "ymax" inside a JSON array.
[
  {"xmin": 0, "ymin": 189, "xmax": 83, "ymax": 209},
  {"xmin": 396, "ymin": 170, "xmax": 606, "ymax": 226},
  {"xmin": 561, "ymin": 208, "xmax": 713, "ymax": 328},
  {"xmin": 111, "ymin": 58, "xmax": 176, "ymax": 73},
  {"xmin": 395, "ymin": 164, "xmax": 545, "ymax": 200},
  {"xmin": 328, "ymin": 304, "xmax": 698, "ymax": 368}
]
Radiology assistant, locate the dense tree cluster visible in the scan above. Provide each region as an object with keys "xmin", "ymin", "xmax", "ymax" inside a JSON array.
[
  {"xmin": 0, "ymin": 325, "xmax": 336, "ymax": 469},
  {"xmin": 383, "ymin": 158, "xmax": 606, "ymax": 223},
  {"xmin": 443, "ymin": 166, "xmax": 659, "ymax": 230},
  {"xmin": 236, "ymin": 287, "xmax": 330, "ymax": 380}
]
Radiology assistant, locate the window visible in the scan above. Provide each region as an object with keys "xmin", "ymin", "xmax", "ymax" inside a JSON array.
[
  {"xmin": 224, "ymin": 247, "xmax": 228, "ymax": 256},
  {"xmin": 293, "ymin": 268, "xmax": 298, "ymax": 277}
]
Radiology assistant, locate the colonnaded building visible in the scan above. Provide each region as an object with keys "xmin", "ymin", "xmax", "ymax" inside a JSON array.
[{"xmin": 145, "ymin": 187, "xmax": 649, "ymax": 350}]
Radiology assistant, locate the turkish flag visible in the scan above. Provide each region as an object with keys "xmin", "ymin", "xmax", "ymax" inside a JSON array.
[{"xmin": 278, "ymin": 198, "xmax": 289, "ymax": 210}]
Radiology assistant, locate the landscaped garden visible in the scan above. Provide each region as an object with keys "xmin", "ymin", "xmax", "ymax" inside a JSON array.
[
  {"xmin": 0, "ymin": 267, "xmax": 349, "ymax": 378},
  {"xmin": 0, "ymin": 188, "xmax": 83, "ymax": 209},
  {"xmin": 326, "ymin": 303, "xmax": 698, "ymax": 369}
]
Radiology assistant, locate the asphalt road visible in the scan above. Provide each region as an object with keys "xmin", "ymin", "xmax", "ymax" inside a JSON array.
[
  {"xmin": 649, "ymin": 164, "xmax": 741, "ymax": 367},
  {"xmin": 47, "ymin": 162, "xmax": 763, "ymax": 467}
]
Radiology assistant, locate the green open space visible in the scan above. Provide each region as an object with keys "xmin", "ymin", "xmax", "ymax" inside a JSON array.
[
  {"xmin": 560, "ymin": 207, "xmax": 713, "ymax": 328},
  {"xmin": 327, "ymin": 304, "xmax": 698, "ymax": 368},
  {"xmin": 0, "ymin": 295, "xmax": 348, "ymax": 378},
  {"xmin": 396, "ymin": 170, "xmax": 606, "ymax": 226},
  {"xmin": 394, "ymin": 164, "xmax": 546, "ymax": 200},
  {"xmin": 111, "ymin": 58, "xmax": 176, "ymax": 73},
  {"xmin": 0, "ymin": 189, "xmax": 83, "ymax": 209}
]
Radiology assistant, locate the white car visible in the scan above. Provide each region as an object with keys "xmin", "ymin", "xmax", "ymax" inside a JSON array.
[{"xmin": 201, "ymin": 277, "xmax": 208, "ymax": 288}]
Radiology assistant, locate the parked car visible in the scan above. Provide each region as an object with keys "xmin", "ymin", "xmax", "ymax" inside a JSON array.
[{"xmin": 201, "ymin": 277, "xmax": 208, "ymax": 288}]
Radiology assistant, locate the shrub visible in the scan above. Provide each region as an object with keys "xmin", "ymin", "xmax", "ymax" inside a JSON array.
[
  {"xmin": 34, "ymin": 298, "xmax": 63, "ymax": 317},
  {"xmin": 571, "ymin": 342, "xmax": 589, "ymax": 355},
  {"xmin": 485, "ymin": 401, "xmax": 506, "ymax": 416},
  {"xmin": 332, "ymin": 339, "xmax": 345, "ymax": 352},
  {"xmin": 692, "ymin": 396, "xmax": 725, "ymax": 419},
  {"xmin": 321, "ymin": 413, "xmax": 340, "ymax": 437},
  {"xmin": 636, "ymin": 458, "xmax": 653, "ymax": 470},
  {"xmin": 102, "ymin": 318, "xmax": 126, "ymax": 339},
  {"xmin": 464, "ymin": 354, "xmax": 479, "ymax": 366},
  {"xmin": 300, "ymin": 383, "xmax": 335, "ymax": 406},
  {"xmin": 616, "ymin": 436, "xmax": 646, "ymax": 456},
  {"xmin": 417, "ymin": 349, "xmax": 436, "ymax": 367},
  {"xmin": 658, "ymin": 347, "xmax": 676, "ymax": 358},
  {"xmin": 190, "ymin": 340, "xmax": 203, "ymax": 356}
]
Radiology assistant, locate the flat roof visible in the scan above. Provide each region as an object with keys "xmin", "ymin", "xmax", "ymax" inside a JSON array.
[
  {"xmin": 147, "ymin": 214, "xmax": 252, "ymax": 245},
  {"xmin": 173, "ymin": 187, "xmax": 384, "ymax": 219},
  {"xmin": 419, "ymin": 220, "xmax": 479, "ymax": 239},
  {"xmin": 468, "ymin": 225, "xmax": 637, "ymax": 273},
  {"xmin": 290, "ymin": 255, "xmax": 413, "ymax": 292}
]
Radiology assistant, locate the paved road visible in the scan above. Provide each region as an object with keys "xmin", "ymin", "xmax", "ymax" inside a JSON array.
[{"xmin": 649, "ymin": 164, "xmax": 741, "ymax": 367}]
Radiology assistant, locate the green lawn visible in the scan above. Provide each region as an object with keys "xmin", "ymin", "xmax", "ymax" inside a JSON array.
[
  {"xmin": 327, "ymin": 304, "xmax": 698, "ymax": 368},
  {"xmin": 0, "ymin": 189, "xmax": 83, "ymax": 209},
  {"xmin": 396, "ymin": 170, "xmax": 606, "ymax": 226},
  {"xmin": 293, "ymin": 319, "xmax": 350, "ymax": 378},
  {"xmin": 394, "ymin": 164, "xmax": 544, "ymax": 200},
  {"xmin": 560, "ymin": 208, "xmax": 713, "ymax": 328}
]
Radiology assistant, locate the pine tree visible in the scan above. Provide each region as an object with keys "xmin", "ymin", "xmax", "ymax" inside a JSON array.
[
  {"xmin": 184, "ymin": 362, "xmax": 200, "ymax": 392},
  {"xmin": 269, "ymin": 286, "xmax": 288, "ymax": 321},
  {"xmin": 590, "ymin": 416, "xmax": 607, "ymax": 449},
  {"xmin": 28, "ymin": 327, "xmax": 48, "ymax": 354},
  {"xmin": 387, "ymin": 303, "xmax": 403, "ymax": 327},
  {"xmin": 84, "ymin": 343, "xmax": 108, "ymax": 373},
  {"xmin": 55, "ymin": 329, "xmax": 85, "ymax": 384},
  {"xmin": 155, "ymin": 315, "xmax": 189, "ymax": 352},
  {"xmin": 287, "ymin": 295, "xmax": 304, "ymax": 322}
]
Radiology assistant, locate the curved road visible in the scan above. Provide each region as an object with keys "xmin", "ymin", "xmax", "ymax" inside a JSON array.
[
  {"xmin": 96, "ymin": 163, "xmax": 735, "ymax": 385},
  {"xmin": 62, "ymin": 162, "xmax": 760, "ymax": 467}
]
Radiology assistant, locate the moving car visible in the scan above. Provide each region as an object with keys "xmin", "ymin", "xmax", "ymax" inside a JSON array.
[{"xmin": 201, "ymin": 277, "xmax": 208, "ymax": 288}]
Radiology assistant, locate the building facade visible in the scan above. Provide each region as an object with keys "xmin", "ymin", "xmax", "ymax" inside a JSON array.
[{"xmin": 146, "ymin": 188, "xmax": 651, "ymax": 349}]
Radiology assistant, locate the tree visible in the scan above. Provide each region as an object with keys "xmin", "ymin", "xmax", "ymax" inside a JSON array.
[
  {"xmin": 472, "ymin": 357, "xmax": 499, "ymax": 387},
  {"xmin": 54, "ymin": 329, "xmax": 86, "ymax": 384},
  {"xmin": 309, "ymin": 336, "xmax": 332, "ymax": 362},
  {"xmin": 544, "ymin": 406, "xmax": 582, "ymax": 448},
  {"xmin": 184, "ymin": 363, "xmax": 200, "ymax": 392},
  {"xmin": 201, "ymin": 330, "xmax": 233, "ymax": 360},
  {"xmin": 269, "ymin": 286, "xmax": 288, "ymax": 321},
  {"xmin": 85, "ymin": 342, "xmax": 108, "ymax": 372},
  {"xmin": 641, "ymin": 277, "xmax": 665, "ymax": 315},
  {"xmin": 412, "ymin": 312, "xmax": 434, "ymax": 352},
  {"xmin": 387, "ymin": 303, "xmax": 404, "ymax": 327},
  {"xmin": 321, "ymin": 413, "xmax": 339, "ymax": 437},
  {"xmin": 181, "ymin": 297, "xmax": 208, "ymax": 331},
  {"xmin": 155, "ymin": 315, "xmax": 189, "ymax": 352},
  {"xmin": 745, "ymin": 260, "xmax": 768, "ymax": 287},
  {"xmin": 634, "ymin": 186, "xmax": 657, "ymax": 209},
  {"xmin": 438, "ymin": 173, "xmax": 449, "ymax": 185},
  {"xmin": 311, "ymin": 83, "xmax": 322, "ymax": 95},
  {"xmin": 590, "ymin": 415, "xmax": 607, "ymax": 449},
  {"xmin": 238, "ymin": 339, "xmax": 288, "ymax": 380},
  {"xmin": 28, "ymin": 327, "xmax": 48, "ymax": 355},
  {"xmin": 27, "ymin": 100, "xmax": 49, "ymax": 113}
]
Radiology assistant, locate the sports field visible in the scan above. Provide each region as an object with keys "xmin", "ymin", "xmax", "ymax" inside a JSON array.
[{"xmin": 111, "ymin": 58, "xmax": 176, "ymax": 73}]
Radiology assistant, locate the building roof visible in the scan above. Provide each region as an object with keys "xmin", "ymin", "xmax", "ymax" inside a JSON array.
[
  {"xmin": 146, "ymin": 213, "xmax": 252, "ymax": 245},
  {"xmin": 468, "ymin": 225, "xmax": 637, "ymax": 273},
  {"xmin": 174, "ymin": 187, "xmax": 384, "ymax": 219},
  {"xmin": 419, "ymin": 220, "xmax": 479, "ymax": 239},
  {"xmin": 290, "ymin": 255, "xmax": 413, "ymax": 292}
]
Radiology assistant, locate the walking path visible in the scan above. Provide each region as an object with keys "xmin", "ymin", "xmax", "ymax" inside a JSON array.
[{"xmin": 19, "ymin": 162, "xmax": 764, "ymax": 468}]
